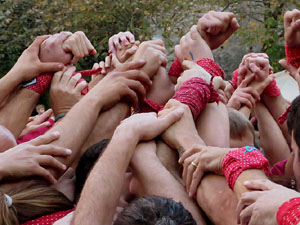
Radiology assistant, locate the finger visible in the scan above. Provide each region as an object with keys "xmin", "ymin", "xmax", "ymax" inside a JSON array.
[
  {"xmin": 243, "ymin": 179, "xmax": 279, "ymax": 191},
  {"xmin": 33, "ymin": 108, "xmax": 53, "ymax": 124},
  {"xmin": 34, "ymin": 166, "xmax": 57, "ymax": 184},
  {"xmin": 39, "ymin": 62, "xmax": 65, "ymax": 74},
  {"xmin": 74, "ymin": 80, "xmax": 87, "ymax": 93},
  {"xmin": 239, "ymin": 92, "xmax": 256, "ymax": 106},
  {"xmin": 189, "ymin": 165, "xmax": 204, "ymax": 197},
  {"xmin": 37, "ymin": 144, "xmax": 72, "ymax": 156},
  {"xmin": 125, "ymin": 31, "xmax": 135, "ymax": 43},
  {"xmin": 29, "ymin": 35, "xmax": 51, "ymax": 51},
  {"xmin": 28, "ymin": 116, "xmax": 35, "ymax": 123},
  {"xmin": 109, "ymin": 35, "xmax": 117, "ymax": 53},
  {"xmin": 38, "ymin": 155, "xmax": 67, "ymax": 171},
  {"xmin": 105, "ymin": 55, "xmax": 111, "ymax": 68},
  {"xmin": 239, "ymin": 96, "xmax": 254, "ymax": 109},
  {"xmin": 68, "ymin": 73, "xmax": 82, "ymax": 88},
  {"xmin": 156, "ymin": 108, "xmax": 185, "ymax": 135},
  {"xmin": 279, "ymin": 59, "xmax": 298, "ymax": 78},
  {"xmin": 123, "ymin": 45, "xmax": 138, "ymax": 60},
  {"xmin": 51, "ymin": 70, "xmax": 64, "ymax": 85},
  {"xmin": 240, "ymin": 73, "xmax": 255, "ymax": 88},
  {"xmin": 186, "ymin": 163, "xmax": 197, "ymax": 193},
  {"xmin": 78, "ymin": 33, "xmax": 90, "ymax": 56},
  {"xmin": 30, "ymin": 121, "xmax": 52, "ymax": 131},
  {"xmin": 236, "ymin": 191, "xmax": 261, "ymax": 220},
  {"xmin": 238, "ymin": 204, "xmax": 254, "ymax": 225},
  {"xmin": 182, "ymin": 155, "xmax": 194, "ymax": 185},
  {"xmin": 123, "ymin": 70, "xmax": 152, "ymax": 87},
  {"xmin": 126, "ymin": 79, "xmax": 147, "ymax": 100},
  {"xmin": 29, "ymin": 131, "xmax": 60, "ymax": 146},
  {"xmin": 119, "ymin": 33, "xmax": 130, "ymax": 46},
  {"xmin": 60, "ymin": 66, "xmax": 76, "ymax": 85},
  {"xmin": 123, "ymin": 87, "xmax": 139, "ymax": 108},
  {"xmin": 113, "ymin": 36, "xmax": 122, "ymax": 50},
  {"xmin": 179, "ymin": 147, "xmax": 201, "ymax": 164},
  {"xmin": 243, "ymin": 87, "xmax": 260, "ymax": 101},
  {"xmin": 70, "ymin": 43, "xmax": 82, "ymax": 64},
  {"xmin": 291, "ymin": 18, "xmax": 300, "ymax": 33},
  {"xmin": 118, "ymin": 59, "xmax": 146, "ymax": 72},
  {"xmin": 182, "ymin": 60, "xmax": 198, "ymax": 70}
]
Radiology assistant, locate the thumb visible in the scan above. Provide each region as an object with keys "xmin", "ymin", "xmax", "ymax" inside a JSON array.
[
  {"xmin": 182, "ymin": 60, "xmax": 198, "ymax": 70},
  {"xmin": 39, "ymin": 62, "xmax": 64, "ymax": 74},
  {"xmin": 291, "ymin": 19, "xmax": 300, "ymax": 33},
  {"xmin": 244, "ymin": 179, "xmax": 279, "ymax": 191},
  {"xmin": 279, "ymin": 59, "xmax": 298, "ymax": 78},
  {"xmin": 157, "ymin": 108, "xmax": 184, "ymax": 132}
]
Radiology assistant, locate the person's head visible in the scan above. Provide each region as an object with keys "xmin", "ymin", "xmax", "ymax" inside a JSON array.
[
  {"xmin": 0, "ymin": 125, "xmax": 17, "ymax": 153},
  {"xmin": 228, "ymin": 108, "xmax": 255, "ymax": 148},
  {"xmin": 75, "ymin": 139, "xmax": 109, "ymax": 202},
  {"xmin": 114, "ymin": 196, "xmax": 196, "ymax": 225},
  {"xmin": 36, "ymin": 104, "xmax": 45, "ymax": 115},
  {"xmin": 287, "ymin": 96, "xmax": 300, "ymax": 190},
  {"xmin": 0, "ymin": 180, "xmax": 73, "ymax": 225}
]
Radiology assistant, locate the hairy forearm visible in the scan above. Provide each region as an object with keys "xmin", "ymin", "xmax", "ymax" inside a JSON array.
[
  {"xmin": 80, "ymin": 103, "xmax": 130, "ymax": 154},
  {"xmin": 253, "ymin": 102, "xmax": 290, "ymax": 165},
  {"xmin": 0, "ymin": 88, "xmax": 39, "ymax": 138},
  {"xmin": 262, "ymin": 94, "xmax": 291, "ymax": 145},
  {"xmin": 132, "ymin": 149, "xmax": 206, "ymax": 225},
  {"xmin": 73, "ymin": 128, "xmax": 138, "ymax": 225}
]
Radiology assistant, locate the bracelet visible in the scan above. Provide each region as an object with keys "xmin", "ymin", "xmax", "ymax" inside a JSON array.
[
  {"xmin": 55, "ymin": 113, "xmax": 66, "ymax": 122},
  {"xmin": 222, "ymin": 146, "xmax": 270, "ymax": 190},
  {"xmin": 277, "ymin": 197, "xmax": 300, "ymax": 225}
]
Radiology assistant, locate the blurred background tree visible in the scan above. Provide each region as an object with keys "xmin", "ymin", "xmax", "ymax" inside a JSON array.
[{"xmin": 0, "ymin": 0, "xmax": 300, "ymax": 78}]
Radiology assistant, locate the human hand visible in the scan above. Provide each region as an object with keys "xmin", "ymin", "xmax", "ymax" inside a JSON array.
[
  {"xmin": 50, "ymin": 66, "xmax": 87, "ymax": 117},
  {"xmin": 118, "ymin": 108, "xmax": 184, "ymax": 141},
  {"xmin": 284, "ymin": 9, "xmax": 300, "ymax": 48},
  {"xmin": 238, "ymin": 53, "xmax": 270, "ymax": 84},
  {"xmin": 0, "ymin": 131, "xmax": 71, "ymax": 184},
  {"xmin": 92, "ymin": 60, "xmax": 151, "ymax": 110},
  {"xmin": 279, "ymin": 59, "xmax": 300, "ymax": 90},
  {"xmin": 10, "ymin": 35, "xmax": 65, "ymax": 82},
  {"xmin": 132, "ymin": 40, "xmax": 167, "ymax": 78},
  {"xmin": 237, "ymin": 179, "xmax": 300, "ymax": 225},
  {"xmin": 175, "ymin": 25, "xmax": 213, "ymax": 63},
  {"xmin": 19, "ymin": 109, "xmax": 54, "ymax": 138},
  {"xmin": 108, "ymin": 31, "xmax": 136, "ymax": 54},
  {"xmin": 62, "ymin": 31, "xmax": 97, "ymax": 64},
  {"xmin": 158, "ymin": 99, "xmax": 200, "ymax": 150},
  {"xmin": 178, "ymin": 145, "xmax": 230, "ymax": 197},
  {"xmin": 223, "ymin": 81, "xmax": 235, "ymax": 103},
  {"xmin": 40, "ymin": 32, "xmax": 73, "ymax": 65},
  {"xmin": 197, "ymin": 11, "xmax": 240, "ymax": 50},
  {"xmin": 227, "ymin": 74, "xmax": 260, "ymax": 110}
]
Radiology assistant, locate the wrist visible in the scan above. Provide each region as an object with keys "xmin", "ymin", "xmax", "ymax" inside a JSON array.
[
  {"xmin": 3, "ymin": 69, "xmax": 23, "ymax": 87},
  {"xmin": 176, "ymin": 134, "xmax": 203, "ymax": 154}
]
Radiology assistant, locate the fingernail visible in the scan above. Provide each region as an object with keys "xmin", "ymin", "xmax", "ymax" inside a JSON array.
[
  {"xmin": 53, "ymin": 131, "xmax": 60, "ymax": 136},
  {"xmin": 244, "ymin": 181, "xmax": 250, "ymax": 185},
  {"xmin": 66, "ymin": 149, "xmax": 72, "ymax": 154},
  {"xmin": 58, "ymin": 64, "xmax": 64, "ymax": 69},
  {"xmin": 175, "ymin": 108, "xmax": 184, "ymax": 115},
  {"xmin": 132, "ymin": 45, "xmax": 138, "ymax": 50},
  {"xmin": 62, "ymin": 164, "xmax": 67, "ymax": 170},
  {"xmin": 74, "ymin": 73, "xmax": 82, "ymax": 79},
  {"xmin": 45, "ymin": 122, "xmax": 51, "ymax": 127}
]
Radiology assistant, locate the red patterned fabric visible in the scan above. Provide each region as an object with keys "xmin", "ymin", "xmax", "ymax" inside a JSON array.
[
  {"xmin": 278, "ymin": 105, "xmax": 292, "ymax": 125},
  {"xmin": 232, "ymin": 69, "xmax": 239, "ymax": 89},
  {"xmin": 222, "ymin": 146, "xmax": 270, "ymax": 190},
  {"xmin": 277, "ymin": 197, "xmax": 300, "ymax": 225},
  {"xmin": 24, "ymin": 68, "xmax": 101, "ymax": 95},
  {"xmin": 270, "ymin": 159, "xmax": 287, "ymax": 176},
  {"xmin": 168, "ymin": 58, "xmax": 225, "ymax": 79},
  {"xmin": 172, "ymin": 77, "xmax": 219, "ymax": 119},
  {"xmin": 21, "ymin": 209, "xmax": 74, "ymax": 225},
  {"xmin": 285, "ymin": 45, "xmax": 300, "ymax": 69}
]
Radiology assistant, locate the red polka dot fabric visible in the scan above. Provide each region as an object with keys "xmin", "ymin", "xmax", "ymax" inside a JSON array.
[
  {"xmin": 168, "ymin": 58, "xmax": 225, "ymax": 79},
  {"xmin": 222, "ymin": 146, "xmax": 270, "ymax": 190},
  {"xmin": 21, "ymin": 209, "xmax": 74, "ymax": 225},
  {"xmin": 172, "ymin": 77, "xmax": 219, "ymax": 119},
  {"xmin": 277, "ymin": 197, "xmax": 300, "ymax": 225},
  {"xmin": 286, "ymin": 45, "xmax": 300, "ymax": 69},
  {"xmin": 25, "ymin": 73, "xmax": 53, "ymax": 95},
  {"xmin": 138, "ymin": 99, "xmax": 164, "ymax": 113}
]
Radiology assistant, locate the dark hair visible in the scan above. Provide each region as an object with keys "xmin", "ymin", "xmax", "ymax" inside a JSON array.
[
  {"xmin": 114, "ymin": 196, "xmax": 196, "ymax": 225},
  {"xmin": 287, "ymin": 96, "xmax": 300, "ymax": 150},
  {"xmin": 75, "ymin": 139, "xmax": 109, "ymax": 202}
]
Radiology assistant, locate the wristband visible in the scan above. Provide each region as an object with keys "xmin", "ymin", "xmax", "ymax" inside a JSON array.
[
  {"xmin": 138, "ymin": 99, "xmax": 164, "ymax": 113},
  {"xmin": 277, "ymin": 197, "xmax": 300, "ymax": 225},
  {"xmin": 222, "ymin": 146, "xmax": 270, "ymax": 190},
  {"xmin": 172, "ymin": 77, "xmax": 219, "ymax": 119},
  {"xmin": 55, "ymin": 113, "xmax": 66, "ymax": 122},
  {"xmin": 231, "ymin": 69, "xmax": 239, "ymax": 89},
  {"xmin": 278, "ymin": 105, "xmax": 291, "ymax": 125},
  {"xmin": 285, "ymin": 45, "xmax": 300, "ymax": 68},
  {"xmin": 168, "ymin": 58, "xmax": 225, "ymax": 79},
  {"xmin": 23, "ymin": 73, "xmax": 52, "ymax": 95}
]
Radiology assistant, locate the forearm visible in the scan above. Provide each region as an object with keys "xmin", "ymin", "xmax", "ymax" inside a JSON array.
[
  {"xmin": 233, "ymin": 169, "xmax": 268, "ymax": 199},
  {"xmin": 73, "ymin": 129, "xmax": 138, "ymax": 225},
  {"xmin": 239, "ymin": 106, "xmax": 251, "ymax": 119},
  {"xmin": 0, "ymin": 70, "xmax": 23, "ymax": 104},
  {"xmin": 262, "ymin": 94, "xmax": 291, "ymax": 145},
  {"xmin": 133, "ymin": 150, "xmax": 206, "ymax": 225},
  {"xmin": 196, "ymin": 102, "xmax": 230, "ymax": 148},
  {"xmin": 80, "ymin": 103, "xmax": 130, "ymax": 154},
  {"xmin": 0, "ymin": 88, "xmax": 39, "ymax": 138},
  {"xmin": 253, "ymin": 102, "xmax": 290, "ymax": 165}
]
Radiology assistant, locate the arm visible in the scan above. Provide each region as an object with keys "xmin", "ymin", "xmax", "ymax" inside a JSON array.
[
  {"xmin": 130, "ymin": 141, "xmax": 206, "ymax": 224},
  {"xmin": 253, "ymin": 101, "xmax": 290, "ymax": 165},
  {"xmin": 72, "ymin": 109, "xmax": 184, "ymax": 225}
]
